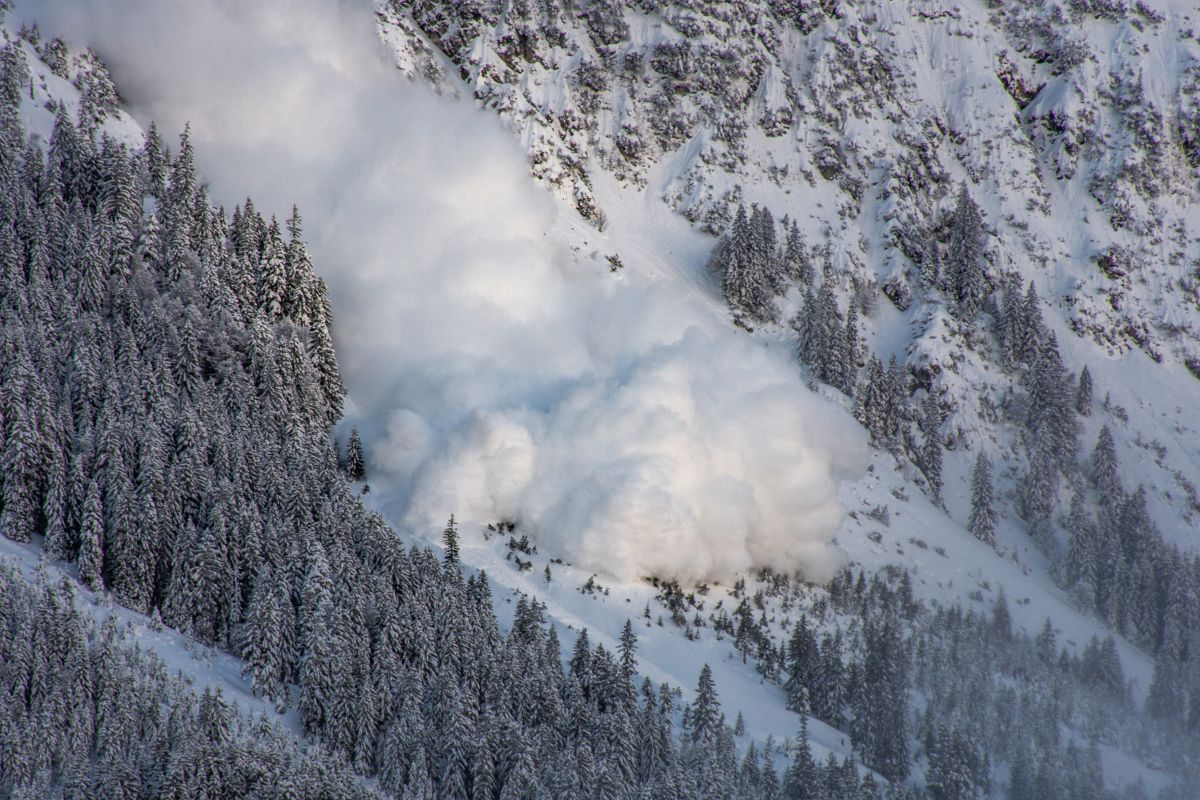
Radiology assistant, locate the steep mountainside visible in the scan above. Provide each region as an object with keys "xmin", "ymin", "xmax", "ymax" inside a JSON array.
[
  {"xmin": 382, "ymin": 0, "xmax": 1200, "ymax": 364},
  {"xmin": 370, "ymin": 0, "xmax": 1200, "ymax": 795},
  {"xmin": 5, "ymin": 2, "xmax": 1200, "ymax": 799}
]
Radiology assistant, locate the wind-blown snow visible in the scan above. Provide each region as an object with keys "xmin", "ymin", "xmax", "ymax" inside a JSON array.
[{"xmin": 25, "ymin": 0, "xmax": 866, "ymax": 583}]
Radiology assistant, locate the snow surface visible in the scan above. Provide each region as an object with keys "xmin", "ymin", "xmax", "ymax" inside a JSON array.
[{"xmin": 15, "ymin": 0, "xmax": 1200, "ymax": 791}]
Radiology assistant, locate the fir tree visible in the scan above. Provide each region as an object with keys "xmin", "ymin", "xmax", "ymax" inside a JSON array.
[
  {"xmin": 346, "ymin": 426, "xmax": 366, "ymax": 481},
  {"xmin": 784, "ymin": 617, "xmax": 819, "ymax": 714},
  {"xmin": 1076, "ymin": 365, "xmax": 1093, "ymax": 416},
  {"xmin": 687, "ymin": 664, "xmax": 722, "ymax": 745},
  {"xmin": 968, "ymin": 453, "xmax": 996, "ymax": 547},
  {"xmin": 851, "ymin": 613, "xmax": 910, "ymax": 782},
  {"xmin": 442, "ymin": 514, "xmax": 460, "ymax": 567},
  {"xmin": 919, "ymin": 395, "xmax": 943, "ymax": 505},
  {"xmin": 1063, "ymin": 493, "xmax": 1094, "ymax": 591},
  {"xmin": 78, "ymin": 480, "xmax": 105, "ymax": 592},
  {"xmin": 1089, "ymin": 425, "xmax": 1121, "ymax": 498},
  {"xmin": 258, "ymin": 217, "xmax": 288, "ymax": 321},
  {"xmin": 945, "ymin": 184, "xmax": 987, "ymax": 320},
  {"xmin": 715, "ymin": 204, "xmax": 779, "ymax": 323}
]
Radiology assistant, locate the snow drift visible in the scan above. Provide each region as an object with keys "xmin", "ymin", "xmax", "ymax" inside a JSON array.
[{"xmin": 26, "ymin": 0, "xmax": 867, "ymax": 583}]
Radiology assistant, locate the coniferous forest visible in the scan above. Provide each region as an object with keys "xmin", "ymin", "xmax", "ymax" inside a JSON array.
[
  {"xmin": 0, "ymin": 37, "xmax": 888, "ymax": 800},
  {"xmin": 5, "ymin": 7, "xmax": 1200, "ymax": 799}
]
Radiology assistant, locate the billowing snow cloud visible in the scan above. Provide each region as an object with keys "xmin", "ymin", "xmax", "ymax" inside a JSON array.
[{"xmin": 25, "ymin": 0, "xmax": 867, "ymax": 583}]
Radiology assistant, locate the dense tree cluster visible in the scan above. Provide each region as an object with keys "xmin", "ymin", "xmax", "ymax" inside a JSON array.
[
  {"xmin": 0, "ymin": 562, "xmax": 379, "ymax": 799},
  {"xmin": 794, "ymin": 273, "xmax": 860, "ymax": 396},
  {"xmin": 710, "ymin": 204, "xmax": 808, "ymax": 324},
  {"xmin": 713, "ymin": 564, "xmax": 1200, "ymax": 799},
  {"xmin": 0, "ymin": 41, "xmax": 903, "ymax": 800}
]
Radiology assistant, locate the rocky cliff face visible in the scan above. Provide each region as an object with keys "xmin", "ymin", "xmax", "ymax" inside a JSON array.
[{"xmin": 379, "ymin": 0, "xmax": 1200, "ymax": 374}]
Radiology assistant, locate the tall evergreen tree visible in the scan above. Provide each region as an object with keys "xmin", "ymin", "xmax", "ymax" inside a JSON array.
[
  {"xmin": 442, "ymin": 514, "xmax": 460, "ymax": 567},
  {"xmin": 687, "ymin": 664, "xmax": 722, "ymax": 746},
  {"xmin": 919, "ymin": 395, "xmax": 943, "ymax": 505},
  {"xmin": 1075, "ymin": 365, "xmax": 1093, "ymax": 416},
  {"xmin": 968, "ymin": 453, "xmax": 997, "ymax": 547},
  {"xmin": 945, "ymin": 184, "xmax": 987, "ymax": 320},
  {"xmin": 345, "ymin": 426, "xmax": 366, "ymax": 481},
  {"xmin": 1089, "ymin": 425, "xmax": 1121, "ymax": 498},
  {"xmin": 78, "ymin": 479, "xmax": 105, "ymax": 591}
]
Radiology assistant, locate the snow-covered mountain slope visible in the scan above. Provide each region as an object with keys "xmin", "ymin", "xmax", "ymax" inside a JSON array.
[
  {"xmin": 378, "ymin": 0, "xmax": 1200, "ymax": 541},
  {"xmin": 381, "ymin": 0, "xmax": 1200, "ymax": 359},
  {"xmin": 370, "ymin": 0, "xmax": 1200, "ymax": 667},
  {"xmin": 9, "ymin": 0, "xmax": 1200, "ymax": 796},
  {"xmin": 367, "ymin": 0, "xmax": 1200, "ymax": 792}
]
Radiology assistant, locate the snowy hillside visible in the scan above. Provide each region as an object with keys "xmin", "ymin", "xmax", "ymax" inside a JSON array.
[
  {"xmin": 381, "ymin": 0, "xmax": 1200, "ymax": 362},
  {"xmin": 369, "ymin": 0, "xmax": 1200, "ymax": 793},
  {"xmin": 4, "ymin": 0, "xmax": 1200, "ymax": 798}
]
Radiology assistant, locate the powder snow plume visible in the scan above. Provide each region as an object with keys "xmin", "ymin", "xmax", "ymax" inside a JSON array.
[{"xmin": 25, "ymin": 0, "xmax": 868, "ymax": 583}]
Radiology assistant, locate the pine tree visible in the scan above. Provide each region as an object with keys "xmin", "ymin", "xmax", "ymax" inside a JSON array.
[
  {"xmin": 1089, "ymin": 425, "xmax": 1121, "ymax": 498},
  {"xmin": 1076, "ymin": 365, "xmax": 1093, "ymax": 416},
  {"xmin": 298, "ymin": 595, "xmax": 338, "ymax": 735},
  {"xmin": 239, "ymin": 565, "xmax": 288, "ymax": 703},
  {"xmin": 258, "ymin": 218, "xmax": 288, "ymax": 321},
  {"xmin": 945, "ymin": 184, "xmax": 987, "ymax": 320},
  {"xmin": 784, "ymin": 618, "xmax": 819, "ymax": 714},
  {"xmin": 1017, "ymin": 282, "xmax": 1046, "ymax": 364},
  {"xmin": 919, "ymin": 395, "xmax": 943, "ymax": 505},
  {"xmin": 781, "ymin": 217, "xmax": 812, "ymax": 285},
  {"xmin": 749, "ymin": 204, "xmax": 782, "ymax": 294},
  {"xmin": 716, "ymin": 204, "xmax": 777, "ymax": 323},
  {"xmin": 841, "ymin": 304, "xmax": 859, "ymax": 396},
  {"xmin": 968, "ymin": 453, "xmax": 996, "ymax": 547},
  {"xmin": 284, "ymin": 205, "xmax": 315, "ymax": 323},
  {"xmin": 687, "ymin": 665, "xmax": 721, "ymax": 745},
  {"xmin": 927, "ymin": 723, "xmax": 986, "ymax": 800},
  {"xmin": 854, "ymin": 356, "xmax": 889, "ymax": 445},
  {"xmin": 442, "ymin": 515, "xmax": 460, "ymax": 567},
  {"xmin": 1064, "ymin": 493, "xmax": 1094, "ymax": 591},
  {"xmin": 782, "ymin": 717, "xmax": 817, "ymax": 800},
  {"xmin": 812, "ymin": 631, "xmax": 846, "ymax": 728},
  {"xmin": 345, "ymin": 426, "xmax": 366, "ymax": 481},
  {"xmin": 851, "ymin": 612, "xmax": 909, "ymax": 782},
  {"xmin": 1026, "ymin": 334, "xmax": 1078, "ymax": 473},
  {"xmin": 78, "ymin": 480, "xmax": 105, "ymax": 591},
  {"xmin": 618, "ymin": 620, "xmax": 638, "ymax": 685}
]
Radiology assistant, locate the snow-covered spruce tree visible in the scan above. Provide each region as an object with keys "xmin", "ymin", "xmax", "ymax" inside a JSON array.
[
  {"xmin": 851, "ymin": 610, "xmax": 910, "ymax": 782},
  {"xmin": 1063, "ymin": 492, "xmax": 1095, "ymax": 592},
  {"xmin": 784, "ymin": 616, "xmax": 819, "ymax": 714},
  {"xmin": 1089, "ymin": 424, "xmax": 1122, "ymax": 499},
  {"xmin": 1076, "ymin": 364, "xmax": 1093, "ymax": 416},
  {"xmin": 345, "ymin": 425, "xmax": 366, "ymax": 480},
  {"xmin": 813, "ymin": 630, "xmax": 847, "ymax": 728},
  {"xmin": 926, "ymin": 723, "xmax": 989, "ymax": 800},
  {"xmin": 442, "ymin": 513, "xmax": 460, "ymax": 566},
  {"xmin": 781, "ymin": 216, "xmax": 812, "ymax": 285},
  {"xmin": 968, "ymin": 453, "xmax": 996, "ymax": 547},
  {"xmin": 945, "ymin": 184, "xmax": 987, "ymax": 320},
  {"xmin": 748, "ymin": 203, "xmax": 782, "ymax": 293},
  {"xmin": 919, "ymin": 394, "xmax": 943, "ymax": 505},
  {"xmin": 238, "ymin": 564, "xmax": 289, "ymax": 704},
  {"xmin": 1000, "ymin": 280, "xmax": 1047, "ymax": 369},
  {"xmin": 1019, "ymin": 334, "xmax": 1079, "ymax": 537},
  {"xmin": 78, "ymin": 480, "xmax": 105, "ymax": 592}
]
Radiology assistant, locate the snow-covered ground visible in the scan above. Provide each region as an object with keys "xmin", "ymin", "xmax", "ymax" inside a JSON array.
[{"xmin": 12, "ymin": 0, "xmax": 1200, "ymax": 792}]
